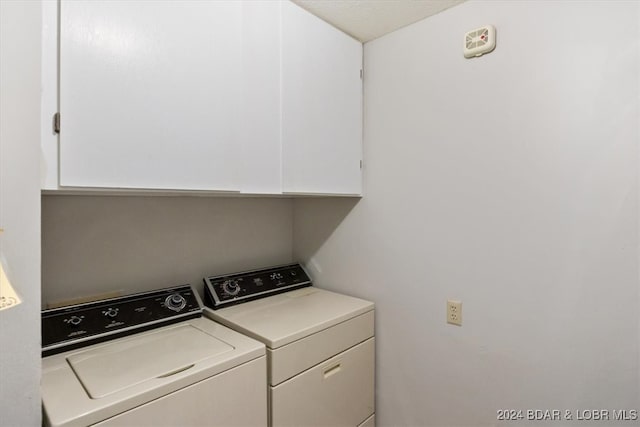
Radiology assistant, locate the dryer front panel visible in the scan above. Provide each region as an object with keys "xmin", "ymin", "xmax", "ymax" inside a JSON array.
[{"xmin": 270, "ymin": 338, "xmax": 375, "ymax": 427}]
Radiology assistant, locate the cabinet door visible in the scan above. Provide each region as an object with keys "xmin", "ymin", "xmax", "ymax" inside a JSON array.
[
  {"xmin": 281, "ymin": 1, "xmax": 363, "ymax": 196},
  {"xmin": 239, "ymin": 1, "xmax": 282, "ymax": 194},
  {"xmin": 59, "ymin": 0, "xmax": 242, "ymax": 191}
]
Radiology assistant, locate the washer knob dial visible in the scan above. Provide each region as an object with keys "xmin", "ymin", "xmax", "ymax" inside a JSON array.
[
  {"xmin": 103, "ymin": 308, "xmax": 119, "ymax": 318},
  {"xmin": 165, "ymin": 294, "xmax": 186, "ymax": 312},
  {"xmin": 68, "ymin": 315, "xmax": 83, "ymax": 326},
  {"xmin": 222, "ymin": 280, "xmax": 241, "ymax": 296}
]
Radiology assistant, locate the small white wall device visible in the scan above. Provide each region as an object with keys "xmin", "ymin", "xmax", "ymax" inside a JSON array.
[{"xmin": 464, "ymin": 25, "xmax": 496, "ymax": 58}]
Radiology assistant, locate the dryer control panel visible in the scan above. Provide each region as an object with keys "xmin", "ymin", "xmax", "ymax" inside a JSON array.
[
  {"xmin": 204, "ymin": 263, "xmax": 311, "ymax": 309},
  {"xmin": 42, "ymin": 285, "xmax": 202, "ymax": 356}
]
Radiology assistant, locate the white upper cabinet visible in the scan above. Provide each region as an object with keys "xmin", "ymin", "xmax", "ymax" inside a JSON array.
[
  {"xmin": 281, "ymin": 1, "xmax": 363, "ymax": 195},
  {"xmin": 46, "ymin": 0, "xmax": 362, "ymax": 195},
  {"xmin": 59, "ymin": 0, "xmax": 243, "ymax": 191},
  {"xmin": 238, "ymin": 1, "xmax": 282, "ymax": 194}
]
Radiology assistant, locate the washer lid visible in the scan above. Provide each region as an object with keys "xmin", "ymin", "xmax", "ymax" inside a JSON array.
[
  {"xmin": 68, "ymin": 324, "xmax": 233, "ymax": 398},
  {"xmin": 206, "ymin": 287, "xmax": 374, "ymax": 349},
  {"xmin": 43, "ymin": 317, "xmax": 264, "ymax": 427}
]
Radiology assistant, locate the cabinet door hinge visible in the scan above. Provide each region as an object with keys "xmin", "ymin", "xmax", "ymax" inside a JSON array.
[
  {"xmin": 360, "ymin": 160, "xmax": 363, "ymax": 169},
  {"xmin": 53, "ymin": 112, "xmax": 60, "ymax": 134},
  {"xmin": 360, "ymin": 69, "xmax": 363, "ymax": 80}
]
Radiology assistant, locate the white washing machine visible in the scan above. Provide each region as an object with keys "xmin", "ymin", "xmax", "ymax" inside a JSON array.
[
  {"xmin": 203, "ymin": 264, "xmax": 375, "ymax": 427},
  {"xmin": 41, "ymin": 285, "xmax": 267, "ymax": 427}
]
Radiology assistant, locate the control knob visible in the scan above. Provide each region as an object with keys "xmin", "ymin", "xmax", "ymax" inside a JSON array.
[
  {"xmin": 222, "ymin": 280, "xmax": 241, "ymax": 296},
  {"xmin": 270, "ymin": 272, "xmax": 283, "ymax": 281},
  {"xmin": 67, "ymin": 315, "xmax": 83, "ymax": 326},
  {"xmin": 165, "ymin": 294, "xmax": 186, "ymax": 312},
  {"xmin": 103, "ymin": 308, "xmax": 119, "ymax": 318}
]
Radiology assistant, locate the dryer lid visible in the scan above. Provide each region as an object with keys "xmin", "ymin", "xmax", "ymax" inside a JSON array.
[{"xmin": 207, "ymin": 287, "xmax": 374, "ymax": 349}]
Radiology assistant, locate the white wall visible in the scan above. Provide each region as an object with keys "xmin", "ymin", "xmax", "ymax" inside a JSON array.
[
  {"xmin": 0, "ymin": 1, "xmax": 42, "ymax": 425},
  {"xmin": 42, "ymin": 196, "xmax": 293, "ymax": 306},
  {"xmin": 294, "ymin": 1, "xmax": 639, "ymax": 425}
]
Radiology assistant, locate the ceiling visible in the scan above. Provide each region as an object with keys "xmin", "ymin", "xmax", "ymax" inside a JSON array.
[{"xmin": 292, "ymin": 0, "xmax": 467, "ymax": 42}]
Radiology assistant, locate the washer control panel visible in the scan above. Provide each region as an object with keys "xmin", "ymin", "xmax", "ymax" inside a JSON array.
[
  {"xmin": 204, "ymin": 263, "xmax": 311, "ymax": 309},
  {"xmin": 42, "ymin": 285, "xmax": 202, "ymax": 356}
]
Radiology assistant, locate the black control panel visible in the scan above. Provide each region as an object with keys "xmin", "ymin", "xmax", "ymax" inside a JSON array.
[
  {"xmin": 42, "ymin": 285, "xmax": 202, "ymax": 356},
  {"xmin": 204, "ymin": 263, "xmax": 311, "ymax": 309}
]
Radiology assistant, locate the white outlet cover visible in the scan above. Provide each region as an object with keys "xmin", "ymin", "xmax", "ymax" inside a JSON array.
[
  {"xmin": 464, "ymin": 25, "xmax": 496, "ymax": 58},
  {"xmin": 447, "ymin": 300, "xmax": 462, "ymax": 326}
]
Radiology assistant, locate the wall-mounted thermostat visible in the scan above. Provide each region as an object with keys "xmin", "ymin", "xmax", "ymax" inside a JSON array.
[{"xmin": 464, "ymin": 25, "xmax": 496, "ymax": 58}]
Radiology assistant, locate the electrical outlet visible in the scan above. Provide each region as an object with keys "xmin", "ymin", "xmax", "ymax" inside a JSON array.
[{"xmin": 447, "ymin": 300, "xmax": 462, "ymax": 326}]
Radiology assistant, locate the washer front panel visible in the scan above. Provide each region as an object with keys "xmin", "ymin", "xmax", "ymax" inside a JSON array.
[{"xmin": 42, "ymin": 285, "xmax": 202, "ymax": 356}]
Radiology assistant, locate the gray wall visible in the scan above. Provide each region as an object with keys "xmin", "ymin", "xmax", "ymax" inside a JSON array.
[
  {"xmin": 294, "ymin": 1, "xmax": 639, "ymax": 425},
  {"xmin": 0, "ymin": 1, "xmax": 42, "ymax": 425},
  {"xmin": 42, "ymin": 196, "xmax": 293, "ymax": 306}
]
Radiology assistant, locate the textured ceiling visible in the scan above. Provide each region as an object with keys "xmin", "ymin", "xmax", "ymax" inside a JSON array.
[{"xmin": 292, "ymin": 0, "xmax": 467, "ymax": 42}]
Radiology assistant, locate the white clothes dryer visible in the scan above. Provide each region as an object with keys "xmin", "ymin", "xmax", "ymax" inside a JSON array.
[{"xmin": 204, "ymin": 264, "xmax": 375, "ymax": 427}]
